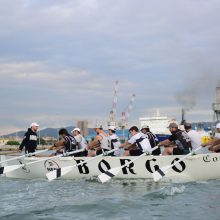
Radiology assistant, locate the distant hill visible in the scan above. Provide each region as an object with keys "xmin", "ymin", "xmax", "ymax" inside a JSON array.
[
  {"xmin": 2, "ymin": 126, "xmax": 120, "ymax": 139},
  {"xmin": 3, "ymin": 126, "xmax": 75, "ymax": 139},
  {"xmin": 2, "ymin": 121, "xmax": 214, "ymax": 139}
]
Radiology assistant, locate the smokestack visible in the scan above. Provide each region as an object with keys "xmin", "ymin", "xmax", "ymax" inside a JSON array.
[{"xmin": 181, "ymin": 108, "xmax": 186, "ymax": 125}]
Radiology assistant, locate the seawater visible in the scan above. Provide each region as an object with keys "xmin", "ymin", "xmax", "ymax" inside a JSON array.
[{"xmin": 0, "ymin": 177, "xmax": 219, "ymax": 220}]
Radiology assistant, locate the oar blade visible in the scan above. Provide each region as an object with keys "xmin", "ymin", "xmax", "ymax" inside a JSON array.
[
  {"xmin": 98, "ymin": 168, "xmax": 120, "ymax": 183},
  {"xmin": 152, "ymin": 166, "xmax": 170, "ymax": 182},
  {"xmin": 46, "ymin": 166, "xmax": 73, "ymax": 181},
  {"xmin": 0, "ymin": 164, "xmax": 22, "ymax": 174}
]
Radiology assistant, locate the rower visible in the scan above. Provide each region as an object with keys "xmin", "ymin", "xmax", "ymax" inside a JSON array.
[
  {"xmin": 71, "ymin": 128, "xmax": 88, "ymax": 157},
  {"xmin": 49, "ymin": 128, "xmax": 78, "ymax": 155},
  {"xmin": 202, "ymin": 122, "xmax": 220, "ymax": 152},
  {"xmin": 108, "ymin": 126, "xmax": 122, "ymax": 156},
  {"xmin": 87, "ymin": 124, "xmax": 110, "ymax": 157},
  {"xmin": 158, "ymin": 122, "xmax": 192, "ymax": 155},
  {"xmin": 140, "ymin": 125, "xmax": 161, "ymax": 155},
  {"xmin": 184, "ymin": 122, "xmax": 202, "ymax": 151},
  {"xmin": 120, "ymin": 126, "xmax": 151, "ymax": 156}
]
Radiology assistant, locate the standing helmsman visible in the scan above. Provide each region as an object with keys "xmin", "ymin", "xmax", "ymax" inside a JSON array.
[{"xmin": 19, "ymin": 122, "xmax": 39, "ymax": 153}]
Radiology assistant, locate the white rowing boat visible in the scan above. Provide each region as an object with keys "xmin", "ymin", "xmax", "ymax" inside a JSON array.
[{"xmin": 1, "ymin": 152, "xmax": 220, "ymax": 183}]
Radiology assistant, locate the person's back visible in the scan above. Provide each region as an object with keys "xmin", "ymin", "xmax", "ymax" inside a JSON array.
[
  {"xmin": 184, "ymin": 123, "xmax": 202, "ymax": 151},
  {"xmin": 71, "ymin": 128, "xmax": 88, "ymax": 156},
  {"xmin": 146, "ymin": 131, "xmax": 161, "ymax": 155},
  {"xmin": 87, "ymin": 125, "xmax": 110, "ymax": 156},
  {"xmin": 99, "ymin": 132, "xmax": 110, "ymax": 150},
  {"xmin": 63, "ymin": 133, "xmax": 77, "ymax": 152},
  {"xmin": 129, "ymin": 127, "xmax": 152, "ymax": 154},
  {"xmin": 108, "ymin": 126, "xmax": 122, "ymax": 156},
  {"xmin": 171, "ymin": 129, "xmax": 192, "ymax": 154},
  {"xmin": 141, "ymin": 126, "xmax": 161, "ymax": 155},
  {"xmin": 158, "ymin": 123, "xmax": 192, "ymax": 155}
]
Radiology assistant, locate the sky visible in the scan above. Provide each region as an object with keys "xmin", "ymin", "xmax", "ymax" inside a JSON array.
[{"xmin": 0, "ymin": 0, "xmax": 220, "ymax": 135}]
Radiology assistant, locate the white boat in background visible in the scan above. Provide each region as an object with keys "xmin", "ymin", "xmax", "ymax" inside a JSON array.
[
  {"xmin": 1, "ymin": 152, "xmax": 220, "ymax": 183},
  {"xmin": 139, "ymin": 109, "xmax": 176, "ymax": 141}
]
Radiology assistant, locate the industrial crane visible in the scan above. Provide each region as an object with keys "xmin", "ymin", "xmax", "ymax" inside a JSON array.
[
  {"xmin": 119, "ymin": 93, "xmax": 136, "ymax": 129},
  {"xmin": 107, "ymin": 81, "xmax": 136, "ymax": 138},
  {"xmin": 107, "ymin": 80, "xmax": 119, "ymax": 127}
]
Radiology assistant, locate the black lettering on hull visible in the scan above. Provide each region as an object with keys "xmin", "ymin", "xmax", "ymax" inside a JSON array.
[
  {"xmin": 98, "ymin": 160, "xmax": 111, "ymax": 173},
  {"xmin": 75, "ymin": 159, "xmax": 90, "ymax": 174},
  {"xmin": 145, "ymin": 158, "xmax": 159, "ymax": 173},
  {"xmin": 119, "ymin": 159, "xmax": 136, "ymax": 175},
  {"xmin": 171, "ymin": 158, "xmax": 186, "ymax": 173}
]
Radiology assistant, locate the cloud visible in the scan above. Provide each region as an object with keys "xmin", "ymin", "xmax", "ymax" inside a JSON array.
[{"xmin": 0, "ymin": 0, "xmax": 220, "ymax": 134}]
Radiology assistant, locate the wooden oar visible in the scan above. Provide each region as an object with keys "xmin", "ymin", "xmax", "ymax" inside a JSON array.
[
  {"xmin": 98, "ymin": 146, "xmax": 159, "ymax": 183},
  {"xmin": 152, "ymin": 146, "xmax": 202, "ymax": 182},
  {"xmin": 0, "ymin": 149, "xmax": 85, "ymax": 175},
  {"xmin": 46, "ymin": 148, "xmax": 118, "ymax": 181},
  {"xmin": 0, "ymin": 149, "xmax": 49, "ymax": 165}
]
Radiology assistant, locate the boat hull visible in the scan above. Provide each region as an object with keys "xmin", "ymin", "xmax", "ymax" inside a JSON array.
[{"xmin": 1, "ymin": 153, "xmax": 220, "ymax": 182}]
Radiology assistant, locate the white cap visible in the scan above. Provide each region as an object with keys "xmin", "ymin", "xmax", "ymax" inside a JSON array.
[
  {"xmin": 71, "ymin": 127, "xmax": 80, "ymax": 133},
  {"xmin": 141, "ymin": 125, "xmax": 149, "ymax": 130},
  {"xmin": 216, "ymin": 123, "xmax": 220, "ymax": 129},
  {"xmin": 94, "ymin": 123, "xmax": 103, "ymax": 129},
  {"xmin": 30, "ymin": 122, "xmax": 39, "ymax": 127},
  {"xmin": 108, "ymin": 126, "xmax": 116, "ymax": 131}
]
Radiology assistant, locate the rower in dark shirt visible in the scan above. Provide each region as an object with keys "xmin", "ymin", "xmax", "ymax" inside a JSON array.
[{"xmin": 158, "ymin": 123, "xmax": 192, "ymax": 155}]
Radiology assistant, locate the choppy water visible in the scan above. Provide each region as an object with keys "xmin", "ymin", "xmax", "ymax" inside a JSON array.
[{"xmin": 0, "ymin": 177, "xmax": 220, "ymax": 220}]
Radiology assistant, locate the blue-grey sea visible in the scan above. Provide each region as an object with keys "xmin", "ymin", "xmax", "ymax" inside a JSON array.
[{"xmin": 0, "ymin": 177, "xmax": 219, "ymax": 220}]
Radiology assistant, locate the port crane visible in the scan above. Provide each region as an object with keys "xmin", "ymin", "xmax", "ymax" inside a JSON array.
[
  {"xmin": 107, "ymin": 81, "xmax": 136, "ymax": 131},
  {"xmin": 108, "ymin": 80, "xmax": 119, "ymax": 127}
]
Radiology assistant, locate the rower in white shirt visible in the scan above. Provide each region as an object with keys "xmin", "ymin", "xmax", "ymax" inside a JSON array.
[
  {"xmin": 71, "ymin": 128, "xmax": 88, "ymax": 156},
  {"xmin": 184, "ymin": 122, "xmax": 202, "ymax": 151},
  {"xmin": 108, "ymin": 126, "xmax": 122, "ymax": 156},
  {"xmin": 120, "ymin": 126, "xmax": 151, "ymax": 156}
]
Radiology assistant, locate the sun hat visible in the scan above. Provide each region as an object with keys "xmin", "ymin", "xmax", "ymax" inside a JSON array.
[
  {"xmin": 168, "ymin": 122, "xmax": 178, "ymax": 128},
  {"xmin": 141, "ymin": 125, "xmax": 149, "ymax": 130},
  {"xmin": 108, "ymin": 126, "xmax": 116, "ymax": 131},
  {"xmin": 72, "ymin": 127, "xmax": 81, "ymax": 133},
  {"xmin": 30, "ymin": 122, "xmax": 39, "ymax": 127},
  {"xmin": 94, "ymin": 123, "xmax": 103, "ymax": 129},
  {"xmin": 216, "ymin": 123, "xmax": 220, "ymax": 129}
]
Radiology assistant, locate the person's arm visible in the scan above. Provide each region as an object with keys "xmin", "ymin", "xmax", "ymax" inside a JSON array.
[
  {"xmin": 208, "ymin": 139, "xmax": 220, "ymax": 151},
  {"xmin": 19, "ymin": 133, "xmax": 28, "ymax": 151},
  {"xmin": 120, "ymin": 137, "xmax": 136, "ymax": 150},
  {"xmin": 87, "ymin": 135, "xmax": 102, "ymax": 150},
  {"xmin": 158, "ymin": 139, "xmax": 173, "ymax": 147},
  {"xmin": 201, "ymin": 137, "xmax": 218, "ymax": 147},
  {"xmin": 119, "ymin": 141, "xmax": 129, "ymax": 148},
  {"xmin": 213, "ymin": 144, "xmax": 220, "ymax": 152},
  {"xmin": 49, "ymin": 138, "xmax": 65, "ymax": 151}
]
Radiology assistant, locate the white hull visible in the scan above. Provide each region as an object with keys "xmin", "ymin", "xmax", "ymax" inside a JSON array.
[{"xmin": 1, "ymin": 153, "xmax": 220, "ymax": 183}]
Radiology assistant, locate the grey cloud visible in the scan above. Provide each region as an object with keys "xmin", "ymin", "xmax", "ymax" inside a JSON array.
[{"xmin": 0, "ymin": 0, "xmax": 220, "ymax": 133}]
